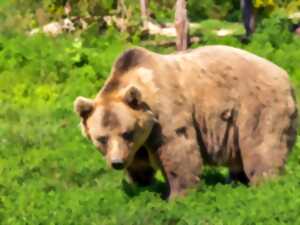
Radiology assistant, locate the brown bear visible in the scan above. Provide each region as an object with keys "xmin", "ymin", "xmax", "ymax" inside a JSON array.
[{"xmin": 74, "ymin": 45, "xmax": 297, "ymax": 199}]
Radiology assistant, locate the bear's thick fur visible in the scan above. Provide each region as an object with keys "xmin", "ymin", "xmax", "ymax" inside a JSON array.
[{"xmin": 74, "ymin": 45, "xmax": 297, "ymax": 199}]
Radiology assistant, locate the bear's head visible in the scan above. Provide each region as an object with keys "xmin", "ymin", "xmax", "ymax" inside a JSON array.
[{"xmin": 74, "ymin": 86, "xmax": 155, "ymax": 170}]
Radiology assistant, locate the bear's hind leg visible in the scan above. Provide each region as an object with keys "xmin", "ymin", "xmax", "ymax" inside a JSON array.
[
  {"xmin": 239, "ymin": 129, "xmax": 289, "ymax": 185},
  {"xmin": 240, "ymin": 138, "xmax": 289, "ymax": 185},
  {"xmin": 238, "ymin": 103, "xmax": 294, "ymax": 185},
  {"xmin": 126, "ymin": 146, "xmax": 155, "ymax": 186},
  {"xmin": 241, "ymin": 151, "xmax": 285, "ymax": 185}
]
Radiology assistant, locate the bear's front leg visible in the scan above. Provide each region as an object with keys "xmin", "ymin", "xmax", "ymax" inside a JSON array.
[
  {"xmin": 126, "ymin": 146, "xmax": 156, "ymax": 186},
  {"xmin": 157, "ymin": 128, "xmax": 203, "ymax": 199}
]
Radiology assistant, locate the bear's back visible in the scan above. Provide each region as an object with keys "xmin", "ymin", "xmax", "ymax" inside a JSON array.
[
  {"xmin": 99, "ymin": 46, "xmax": 293, "ymax": 112},
  {"xmin": 163, "ymin": 45, "xmax": 289, "ymax": 87},
  {"xmin": 159, "ymin": 45, "xmax": 292, "ymax": 102}
]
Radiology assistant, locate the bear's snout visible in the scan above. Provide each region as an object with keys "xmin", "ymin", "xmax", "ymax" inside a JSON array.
[
  {"xmin": 111, "ymin": 159, "xmax": 125, "ymax": 170},
  {"xmin": 107, "ymin": 138, "xmax": 129, "ymax": 170}
]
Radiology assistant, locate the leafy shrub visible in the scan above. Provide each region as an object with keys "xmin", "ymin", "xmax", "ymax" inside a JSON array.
[{"xmin": 188, "ymin": 0, "xmax": 237, "ymax": 21}]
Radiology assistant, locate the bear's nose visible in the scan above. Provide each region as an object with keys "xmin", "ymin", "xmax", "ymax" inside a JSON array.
[{"xmin": 111, "ymin": 159, "xmax": 125, "ymax": 170}]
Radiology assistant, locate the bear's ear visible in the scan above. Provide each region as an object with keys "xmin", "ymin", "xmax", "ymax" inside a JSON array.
[
  {"xmin": 123, "ymin": 86, "xmax": 142, "ymax": 109},
  {"xmin": 74, "ymin": 96, "xmax": 95, "ymax": 119}
]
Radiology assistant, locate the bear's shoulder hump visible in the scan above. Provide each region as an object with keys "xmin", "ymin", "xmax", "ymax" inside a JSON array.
[{"xmin": 114, "ymin": 48, "xmax": 149, "ymax": 74}]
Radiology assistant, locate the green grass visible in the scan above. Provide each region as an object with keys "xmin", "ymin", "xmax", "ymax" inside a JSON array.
[{"xmin": 1, "ymin": 15, "xmax": 300, "ymax": 224}]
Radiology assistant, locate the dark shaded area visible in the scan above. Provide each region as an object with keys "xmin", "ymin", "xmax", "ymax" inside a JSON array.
[
  {"xmin": 122, "ymin": 178, "xmax": 169, "ymax": 199},
  {"xmin": 146, "ymin": 122, "xmax": 165, "ymax": 151},
  {"xmin": 102, "ymin": 109, "xmax": 120, "ymax": 128},
  {"xmin": 201, "ymin": 169, "xmax": 228, "ymax": 186},
  {"xmin": 200, "ymin": 168, "xmax": 249, "ymax": 188},
  {"xmin": 126, "ymin": 146, "xmax": 156, "ymax": 186},
  {"xmin": 123, "ymin": 167, "xmax": 248, "ymax": 199},
  {"xmin": 114, "ymin": 48, "xmax": 145, "ymax": 74},
  {"xmin": 175, "ymin": 126, "xmax": 188, "ymax": 138},
  {"xmin": 101, "ymin": 49, "xmax": 147, "ymax": 95},
  {"xmin": 229, "ymin": 170, "xmax": 249, "ymax": 184}
]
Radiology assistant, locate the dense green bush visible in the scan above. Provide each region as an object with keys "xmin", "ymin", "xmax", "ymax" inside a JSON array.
[{"xmin": 188, "ymin": 0, "xmax": 239, "ymax": 21}]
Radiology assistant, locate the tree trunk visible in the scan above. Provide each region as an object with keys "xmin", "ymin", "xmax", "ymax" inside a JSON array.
[
  {"xmin": 175, "ymin": 0, "xmax": 189, "ymax": 51},
  {"xmin": 241, "ymin": 0, "xmax": 255, "ymax": 37},
  {"xmin": 140, "ymin": 0, "xmax": 149, "ymax": 28}
]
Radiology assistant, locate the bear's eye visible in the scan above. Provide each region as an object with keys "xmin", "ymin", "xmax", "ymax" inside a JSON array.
[
  {"xmin": 122, "ymin": 130, "xmax": 134, "ymax": 141},
  {"xmin": 97, "ymin": 136, "xmax": 108, "ymax": 145}
]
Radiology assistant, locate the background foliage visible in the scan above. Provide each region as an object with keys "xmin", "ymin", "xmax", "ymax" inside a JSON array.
[{"xmin": 1, "ymin": 0, "xmax": 300, "ymax": 225}]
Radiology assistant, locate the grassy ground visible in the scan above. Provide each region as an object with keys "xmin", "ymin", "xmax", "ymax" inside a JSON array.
[{"xmin": 1, "ymin": 16, "xmax": 300, "ymax": 224}]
